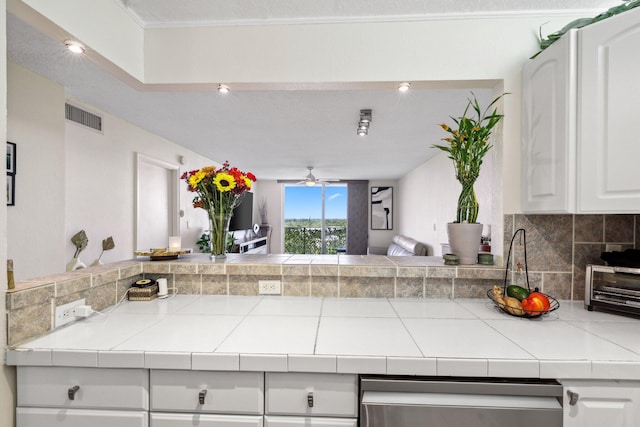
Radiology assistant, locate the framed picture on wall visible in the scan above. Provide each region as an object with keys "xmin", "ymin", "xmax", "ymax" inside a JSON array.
[
  {"xmin": 7, "ymin": 173, "xmax": 15, "ymax": 206},
  {"xmin": 371, "ymin": 186, "xmax": 393, "ymax": 230},
  {"xmin": 7, "ymin": 142, "xmax": 16, "ymax": 174}
]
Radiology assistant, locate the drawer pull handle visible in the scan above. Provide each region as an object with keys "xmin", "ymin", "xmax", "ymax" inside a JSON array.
[
  {"xmin": 567, "ymin": 390, "xmax": 579, "ymax": 406},
  {"xmin": 199, "ymin": 389, "xmax": 207, "ymax": 405},
  {"xmin": 307, "ymin": 392, "xmax": 314, "ymax": 408},
  {"xmin": 68, "ymin": 385, "xmax": 80, "ymax": 400}
]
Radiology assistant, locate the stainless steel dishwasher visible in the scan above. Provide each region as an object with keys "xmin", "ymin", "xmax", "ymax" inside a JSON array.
[{"xmin": 360, "ymin": 376, "xmax": 563, "ymax": 427}]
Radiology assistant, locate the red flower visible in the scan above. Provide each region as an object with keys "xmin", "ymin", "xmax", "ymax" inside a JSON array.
[{"xmin": 246, "ymin": 172, "xmax": 257, "ymax": 182}]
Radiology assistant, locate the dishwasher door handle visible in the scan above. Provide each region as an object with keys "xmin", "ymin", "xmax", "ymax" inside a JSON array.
[{"xmin": 361, "ymin": 391, "xmax": 562, "ymax": 410}]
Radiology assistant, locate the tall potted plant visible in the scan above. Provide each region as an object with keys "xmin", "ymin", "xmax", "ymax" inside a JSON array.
[{"xmin": 433, "ymin": 92, "xmax": 506, "ymax": 264}]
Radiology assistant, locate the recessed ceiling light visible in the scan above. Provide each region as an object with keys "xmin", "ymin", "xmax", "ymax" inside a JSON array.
[
  {"xmin": 64, "ymin": 40, "xmax": 85, "ymax": 54},
  {"xmin": 398, "ymin": 82, "xmax": 411, "ymax": 92},
  {"xmin": 217, "ymin": 84, "xmax": 230, "ymax": 93}
]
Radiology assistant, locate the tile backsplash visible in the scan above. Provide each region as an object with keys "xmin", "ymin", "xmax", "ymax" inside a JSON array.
[{"xmin": 504, "ymin": 214, "xmax": 638, "ymax": 300}]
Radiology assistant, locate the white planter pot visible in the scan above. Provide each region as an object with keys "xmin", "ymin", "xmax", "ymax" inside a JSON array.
[{"xmin": 446, "ymin": 222, "xmax": 483, "ymax": 265}]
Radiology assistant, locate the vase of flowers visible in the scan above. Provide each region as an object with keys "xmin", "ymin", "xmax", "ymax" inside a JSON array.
[
  {"xmin": 182, "ymin": 161, "xmax": 256, "ymax": 260},
  {"xmin": 433, "ymin": 92, "xmax": 506, "ymax": 264}
]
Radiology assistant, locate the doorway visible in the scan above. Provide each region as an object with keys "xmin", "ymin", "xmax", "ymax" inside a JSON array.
[{"xmin": 136, "ymin": 153, "xmax": 179, "ymax": 251}]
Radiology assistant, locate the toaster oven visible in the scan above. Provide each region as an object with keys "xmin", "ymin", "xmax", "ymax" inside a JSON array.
[{"xmin": 585, "ymin": 264, "xmax": 640, "ymax": 316}]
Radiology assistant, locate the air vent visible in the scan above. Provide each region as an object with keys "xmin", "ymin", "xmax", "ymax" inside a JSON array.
[{"xmin": 65, "ymin": 103, "xmax": 102, "ymax": 132}]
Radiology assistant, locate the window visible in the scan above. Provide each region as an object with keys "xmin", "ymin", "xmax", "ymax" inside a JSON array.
[{"xmin": 283, "ymin": 184, "xmax": 347, "ymax": 254}]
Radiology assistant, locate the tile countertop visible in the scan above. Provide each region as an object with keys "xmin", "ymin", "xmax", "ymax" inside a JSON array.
[{"xmin": 6, "ymin": 296, "xmax": 640, "ymax": 380}]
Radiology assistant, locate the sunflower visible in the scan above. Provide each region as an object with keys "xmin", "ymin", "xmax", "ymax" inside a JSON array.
[
  {"xmin": 213, "ymin": 172, "xmax": 237, "ymax": 192},
  {"xmin": 188, "ymin": 170, "xmax": 206, "ymax": 189}
]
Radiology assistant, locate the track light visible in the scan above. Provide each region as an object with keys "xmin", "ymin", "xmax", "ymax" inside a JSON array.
[
  {"xmin": 64, "ymin": 40, "xmax": 85, "ymax": 54},
  {"xmin": 357, "ymin": 109, "xmax": 372, "ymax": 136},
  {"xmin": 217, "ymin": 84, "xmax": 230, "ymax": 93}
]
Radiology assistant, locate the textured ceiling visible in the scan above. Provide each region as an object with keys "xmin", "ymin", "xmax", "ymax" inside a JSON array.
[
  {"xmin": 8, "ymin": 1, "xmax": 624, "ymax": 181},
  {"xmin": 115, "ymin": 0, "xmax": 624, "ymax": 27}
]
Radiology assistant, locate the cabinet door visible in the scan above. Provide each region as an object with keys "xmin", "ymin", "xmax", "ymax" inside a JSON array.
[
  {"xmin": 264, "ymin": 416, "xmax": 357, "ymax": 427},
  {"xmin": 150, "ymin": 370, "xmax": 264, "ymax": 414},
  {"xmin": 17, "ymin": 407, "xmax": 147, "ymax": 427},
  {"xmin": 578, "ymin": 7, "xmax": 640, "ymax": 212},
  {"xmin": 521, "ymin": 29, "xmax": 578, "ymax": 213},
  {"xmin": 564, "ymin": 381, "xmax": 640, "ymax": 427},
  {"xmin": 17, "ymin": 367, "xmax": 149, "ymax": 410},
  {"xmin": 151, "ymin": 412, "xmax": 263, "ymax": 427},
  {"xmin": 265, "ymin": 373, "xmax": 357, "ymax": 418}
]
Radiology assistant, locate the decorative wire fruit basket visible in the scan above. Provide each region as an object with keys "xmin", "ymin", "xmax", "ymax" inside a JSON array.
[
  {"xmin": 487, "ymin": 288, "xmax": 560, "ymax": 318},
  {"xmin": 487, "ymin": 228, "xmax": 560, "ymax": 318}
]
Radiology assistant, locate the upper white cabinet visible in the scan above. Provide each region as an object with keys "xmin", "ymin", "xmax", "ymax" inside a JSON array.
[
  {"xmin": 577, "ymin": 8, "xmax": 640, "ymax": 212},
  {"xmin": 521, "ymin": 7, "xmax": 640, "ymax": 213},
  {"xmin": 522, "ymin": 29, "xmax": 578, "ymax": 212}
]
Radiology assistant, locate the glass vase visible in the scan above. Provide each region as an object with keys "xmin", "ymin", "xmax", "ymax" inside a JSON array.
[{"xmin": 208, "ymin": 211, "xmax": 232, "ymax": 260}]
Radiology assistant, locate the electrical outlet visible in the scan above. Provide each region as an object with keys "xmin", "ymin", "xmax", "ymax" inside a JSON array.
[
  {"xmin": 259, "ymin": 280, "xmax": 281, "ymax": 295},
  {"xmin": 54, "ymin": 298, "xmax": 86, "ymax": 327}
]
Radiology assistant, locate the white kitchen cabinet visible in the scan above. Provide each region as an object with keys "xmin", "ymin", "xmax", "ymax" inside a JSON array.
[
  {"xmin": 521, "ymin": 29, "xmax": 578, "ymax": 213},
  {"xmin": 17, "ymin": 366, "xmax": 149, "ymax": 410},
  {"xmin": 17, "ymin": 367, "xmax": 149, "ymax": 427},
  {"xmin": 150, "ymin": 370, "xmax": 264, "ymax": 414},
  {"xmin": 151, "ymin": 412, "xmax": 263, "ymax": 427},
  {"xmin": 264, "ymin": 416, "xmax": 357, "ymax": 427},
  {"xmin": 150, "ymin": 370, "xmax": 265, "ymax": 427},
  {"xmin": 265, "ymin": 373, "xmax": 357, "ymax": 418},
  {"xmin": 577, "ymin": 8, "xmax": 640, "ymax": 212},
  {"xmin": 562, "ymin": 380, "xmax": 640, "ymax": 427},
  {"xmin": 521, "ymin": 7, "xmax": 640, "ymax": 213},
  {"xmin": 265, "ymin": 373, "xmax": 357, "ymax": 427},
  {"xmin": 17, "ymin": 407, "xmax": 148, "ymax": 427}
]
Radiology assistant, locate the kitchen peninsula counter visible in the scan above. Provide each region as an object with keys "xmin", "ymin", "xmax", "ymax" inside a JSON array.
[{"xmin": 7, "ymin": 294, "xmax": 640, "ymax": 381}]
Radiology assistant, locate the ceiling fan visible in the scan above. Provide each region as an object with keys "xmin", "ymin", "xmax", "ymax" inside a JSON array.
[{"xmin": 297, "ymin": 166, "xmax": 339, "ymax": 186}]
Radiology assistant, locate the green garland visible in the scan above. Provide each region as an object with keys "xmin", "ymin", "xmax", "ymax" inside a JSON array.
[{"xmin": 534, "ymin": 0, "xmax": 640, "ymax": 58}]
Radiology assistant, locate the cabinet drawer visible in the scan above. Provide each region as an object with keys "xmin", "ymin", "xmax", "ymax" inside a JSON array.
[
  {"xmin": 265, "ymin": 373, "xmax": 357, "ymax": 417},
  {"xmin": 17, "ymin": 407, "xmax": 147, "ymax": 427},
  {"xmin": 151, "ymin": 370, "xmax": 264, "ymax": 414},
  {"xmin": 265, "ymin": 416, "xmax": 357, "ymax": 427},
  {"xmin": 17, "ymin": 367, "xmax": 148, "ymax": 410},
  {"xmin": 151, "ymin": 412, "xmax": 263, "ymax": 427}
]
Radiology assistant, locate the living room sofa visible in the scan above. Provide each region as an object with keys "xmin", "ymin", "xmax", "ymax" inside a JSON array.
[{"xmin": 386, "ymin": 235, "xmax": 427, "ymax": 256}]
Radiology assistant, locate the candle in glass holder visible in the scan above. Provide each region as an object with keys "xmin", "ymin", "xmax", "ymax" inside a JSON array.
[{"xmin": 168, "ymin": 236, "xmax": 181, "ymax": 251}]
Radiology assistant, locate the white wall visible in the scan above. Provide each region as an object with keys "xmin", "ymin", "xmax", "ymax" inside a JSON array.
[
  {"xmin": 7, "ymin": 62, "xmax": 66, "ymax": 280},
  {"xmin": 253, "ymin": 180, "xmax": 283, "ymax": 253},
  {"xmin": 1, "ymin": 1, "xmax": 17, "ymax": 424},
  {"xmin": 7, "ymin": 62, "xmax": 219, "ymax": 280},
  {"xmin": 398, "ymin": 152, "xmax": 494, "ymax": 256}
]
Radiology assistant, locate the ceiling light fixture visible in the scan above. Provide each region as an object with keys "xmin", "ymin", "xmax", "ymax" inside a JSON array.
[
  {"xmin": 398, "ymin": 82, "xmax": 411, "ymax": 92},
  {"xmin": 64, "ymin": 40, "xmax": 85, "ymax": 54},
  {"xmin": 217, "ymin": 84, "xmax": 230, "ymax": 93},
  {"xmin": 357, "ymin": 109, "xmax": 372, "ymax": 136}
]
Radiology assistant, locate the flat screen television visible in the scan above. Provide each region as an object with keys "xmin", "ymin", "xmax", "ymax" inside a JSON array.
[{"xmin": 229, "ymin": 191, "xmax": 253, "ymax": 231}]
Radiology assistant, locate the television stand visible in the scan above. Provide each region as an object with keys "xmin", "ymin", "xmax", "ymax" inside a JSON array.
[{"xmin": 238, "ymin": 236, "xmax": 268, "ymax": 254}]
